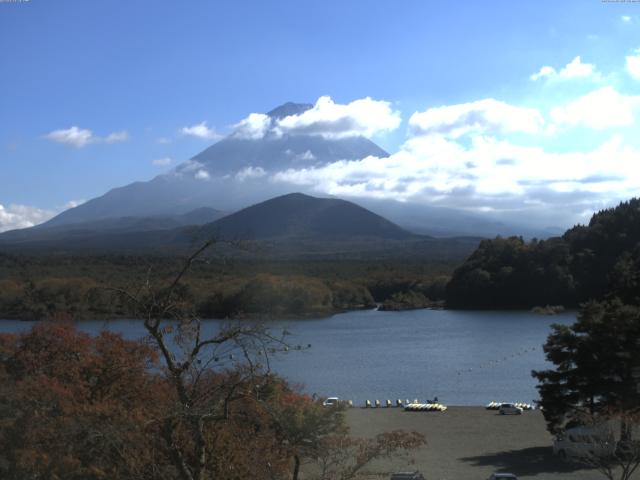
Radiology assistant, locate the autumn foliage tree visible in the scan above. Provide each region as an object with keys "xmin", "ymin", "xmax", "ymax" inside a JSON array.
[
  {"xmin": 0, "ymin": 321, "xmax": 321, "ymax": 479},
  {"xmin": 0, "ymin": 322, "xmax": 164, "ymax": 479}
]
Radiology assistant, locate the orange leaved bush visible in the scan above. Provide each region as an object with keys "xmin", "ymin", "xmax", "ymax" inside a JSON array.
[{"xmin": 0, "ymin": 322, "xmax": 165, "ymax": 479}]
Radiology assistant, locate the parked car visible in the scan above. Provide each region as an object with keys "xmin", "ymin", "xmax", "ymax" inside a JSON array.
[
  {"xmin": 390, "ymin": 471, "xmax": 425, "ymax": 480},
  {"xmin": 322, "ymin": 397, "xmax": 339, "ymax": 407},
  {"xmin": 498, "ymin": 403, "xmax": 523, "ymax": 415},
  {"xmin": 553, "ymin": 425, "xmax": 615, "ymax": 460},
  {"xmin": 487, "ymin": 474, "xmax": 517, "ymax": 480}
]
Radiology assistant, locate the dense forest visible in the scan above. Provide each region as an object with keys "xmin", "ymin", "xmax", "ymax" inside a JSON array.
[
  {"xmin": 446, "ymin": 198, "xmax": 640, "ymax": 309},
  {"xmin": 0, "ymin": 253, "xmax": 455, "ymax": 321}
]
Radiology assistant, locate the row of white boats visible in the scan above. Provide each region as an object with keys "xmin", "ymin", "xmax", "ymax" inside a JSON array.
[
  {"xmin": 362, "ymin": 399, "xmax": 448, "ymax": 411},
  {"xmin": 404, "ymin": 403, "xmax": 448, "ymax": 412},
  {"xmin": 333, "ymin": 399, "xmax": 532, "ymax": 412},
  {"xmin": 485, "ymin": 401, "xmax": 534, "ymax": 410}
]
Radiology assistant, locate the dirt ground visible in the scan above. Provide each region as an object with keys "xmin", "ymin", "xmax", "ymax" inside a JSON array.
[{"xmin": 338, "ymin": 407, "xmax": 610, "ymax": 480}]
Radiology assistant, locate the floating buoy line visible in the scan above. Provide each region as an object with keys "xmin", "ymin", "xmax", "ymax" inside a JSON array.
[{"xmin": 454, "ymin": 345, "xmax": 539, "ymax": 376}]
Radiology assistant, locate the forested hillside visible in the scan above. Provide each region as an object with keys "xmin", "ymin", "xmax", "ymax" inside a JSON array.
[{"xmin": 446, "ymin": 198, "xmax": 640, "ymax": 309}]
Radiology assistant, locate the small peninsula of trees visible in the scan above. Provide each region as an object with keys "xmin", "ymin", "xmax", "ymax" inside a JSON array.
[{"xmin": 447, "ymin": 198, "xmax": 640, "ymax": 309}]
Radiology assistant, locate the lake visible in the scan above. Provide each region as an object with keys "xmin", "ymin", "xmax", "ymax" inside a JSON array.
[{"xmin": 0, "ymin": 308, "xmax": 575, "ymax": 406}]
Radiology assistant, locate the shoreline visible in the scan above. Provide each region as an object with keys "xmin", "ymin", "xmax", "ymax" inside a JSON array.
[{"xmin": 1, "ymin": 304, "xmax": 575, "ymax": 323}]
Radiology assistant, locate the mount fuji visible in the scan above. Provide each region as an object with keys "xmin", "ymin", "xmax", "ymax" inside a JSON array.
[
  {"xmin": 42, "ymin": 102, "xmax": 389, "ymax": 228},
  {"xmin": 1, "ymin": 102, "xmax": 551, "ymax": 250}
]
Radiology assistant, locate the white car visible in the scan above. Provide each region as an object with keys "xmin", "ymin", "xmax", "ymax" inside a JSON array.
[
  {"xmin": 553, "ymin": 425, "xmax": 615, "ymax": 460},
  {"xmin": 498, "ymin": 403, "xmax": 523, "ymax": 415},
  {"xmin": 322, "ymin": 397, "xmax": 339, "ymax": 407}
]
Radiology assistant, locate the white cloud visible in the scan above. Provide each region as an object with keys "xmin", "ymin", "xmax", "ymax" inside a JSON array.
[
  {"xmin": 46, "ymin": 126, "xmax": 93, "ymax": 148},
  {"xmin": 626, "ymin": 49, "xmax": 640, "ymax": 80},
  {"xmin": 550, "ymin": 87, "xmax": 640, "ymax": 129},
  {"xmin": 64, "ymin": 200, "xmax": 85, "ymax": 209},
  {"xmin": 45, "ymin": 126, "xmax": 129, "ymax": 148},
  {"xmin": 293, "ymin": 150, "xmax": 316, "ymax": 162},
  {"xmin": 408, "ymin": 99, "xmax": 544, "ymax": 139},
  {"xmin": 622, "ymin": 15, "xmax": 632, "ymax": 23},
  {"xmin": 156, "ymin": 137, "xmax": 171, "ymax": 144},
  {"xmin": 179, "ymin": 160, "xmax": 204, "ymax": 172},
  {"xmin": 228, "ymin": 96, "xmax": 401, "ymax": 141},
  {"xmin": 232, "ymin": 113, "xmax": 272, "ymax": 140},
  {"xmin": 559, "ymin": 56, "xmax": 595, "ymax": 78},
  {"xmin": 181, "ymin": 121, "xmax": 222, "ymax": 140},
  {"xmin": 235, "ymin": 166, "xmax": 266, "ymax": 182},
  {"xmin": 104, "ymin": 130, "xmax": 129, "ymax": 143},
  {"xmin": 530, "ymin": 56, "xmax": 596, "ymax": 82},
  {"xmin": 194, "ymin": 169, "xmax": 210, "ymax": 181},
  {"xmin": 530, "ymin": 66, "xmax": 557, "ymax": 81},
  {"xmin": 152, "ymin": 157, "xmax": 172, "ymax": 167},
  {"xmin": 274, "ymin": 96, "xmax": 401, "ymax": 139},
  {"xmin": 269, "ymin": 88, "xmax": 640, "ymax": 223},
  {"xmin": 0, "ymin": 204, "xmax": 55, "ymax": 232},
  {"xmin": 271, "ymin": 132, "xmax": 640, "ymax": 220}
]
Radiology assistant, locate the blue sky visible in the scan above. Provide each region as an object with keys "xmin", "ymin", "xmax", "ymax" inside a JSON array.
[{"xmin": 1, "ymin": 0, "xmax": 640, "ymax": 230}]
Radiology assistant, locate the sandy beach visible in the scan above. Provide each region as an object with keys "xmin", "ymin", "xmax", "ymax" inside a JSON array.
[{"xmin": 341, "ymin": 407, "xmax": 606, "ymax": 480}]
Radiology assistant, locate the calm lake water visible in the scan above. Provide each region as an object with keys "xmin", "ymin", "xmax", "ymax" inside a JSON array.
[{"xmin": 0, "ymin": 308, "xmax": 575, "ymax": 406}]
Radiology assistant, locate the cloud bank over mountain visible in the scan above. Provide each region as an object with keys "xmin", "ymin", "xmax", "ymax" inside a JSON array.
[
  {"xmin": 229, "ymin": 96, "xmax": 401, "ymax": 141},
  {"xmin": 239, "ymin": 53, "xmax": 640, "ymax": 228}
]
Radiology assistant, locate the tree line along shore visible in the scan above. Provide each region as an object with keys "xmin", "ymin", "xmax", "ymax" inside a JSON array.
[{"xmin": 0, "ymin": 255, "xmax": 452, "ymax": 321}]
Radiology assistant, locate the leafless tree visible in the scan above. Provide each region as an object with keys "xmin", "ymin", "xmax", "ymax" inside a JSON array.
[
  {"xmin": 115, "ymin": 239, "xmax": 290, "ymax": 480},
  {"xmin": 558, "ymin": 409, "xmax": 640, "ymax": 480}
]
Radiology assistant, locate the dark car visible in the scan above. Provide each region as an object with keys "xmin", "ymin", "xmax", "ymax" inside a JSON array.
[{"xmin": 390, "ymin": 472, "xmax": 425, "ymax": 480}]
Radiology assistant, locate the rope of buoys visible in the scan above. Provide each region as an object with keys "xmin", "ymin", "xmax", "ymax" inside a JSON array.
[{"xmin": 455, "ymin": 345, "xmax": 542, "ymax": 376}]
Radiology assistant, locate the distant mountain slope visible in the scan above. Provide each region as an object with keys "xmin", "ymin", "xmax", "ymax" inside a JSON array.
[
  {"xmin": 0, "ymin": 193, "xmax": 482, "ymax": 260},
  {"xmin": 199, "ymin": 193, "xmax": 415, "ymax": 241},
  {"xmin": 0, "ymin": 207, "xmax": 224, "ymax": 245}
]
